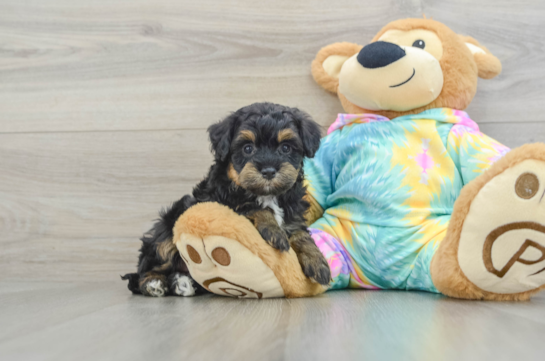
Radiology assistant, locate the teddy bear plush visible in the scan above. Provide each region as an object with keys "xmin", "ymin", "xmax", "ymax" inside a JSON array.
[{"xmin": 174, "ymin": 18, "xmax": 545, "ymax": 301}]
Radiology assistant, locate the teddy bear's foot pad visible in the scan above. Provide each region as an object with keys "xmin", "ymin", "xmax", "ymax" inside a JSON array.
[
  {"xmin": 458, "ymin": 157, "xmax": 545, "ymax": 295},
  {"xmin": 176, "ymin": 233, "xmax": 285, "ymax": 299}
]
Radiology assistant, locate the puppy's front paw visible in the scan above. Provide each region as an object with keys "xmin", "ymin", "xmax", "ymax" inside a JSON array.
[
  {"xmin": 258, "ymin": 226, "xmax": 290, "ymax": 252},
  {"xmin": 298, "ymin": 250, "xmax": 331, "ymax": 286}
]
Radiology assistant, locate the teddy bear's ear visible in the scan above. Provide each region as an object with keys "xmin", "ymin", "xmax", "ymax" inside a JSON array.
[
  {"xmin": 311, "ymin": 42, "xmax": 363, "ymax": 93},
  {"xmin": 459, "ymin": 35, "xmax": 502, "ymax": 79}
]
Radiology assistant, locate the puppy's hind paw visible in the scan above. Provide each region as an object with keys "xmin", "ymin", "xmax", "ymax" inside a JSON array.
[
  {"xmin": 170, "ymin": 273, "xmax": 197, "ymax": 297},
  {"xmin": 142, "ymin": 279, "xmax": 167, "ymax": 297},
  {"xmin": 259, "ymin": 226, "xmax": 290, "ymax": 252}
]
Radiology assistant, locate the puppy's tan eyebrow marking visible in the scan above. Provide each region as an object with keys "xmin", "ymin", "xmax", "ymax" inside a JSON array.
[
  {"xmin": 278, "ymin": 128, "xmax": 297, "ymax": 142},
  {"xmin": 237, "ymin": 130, "xmax": 256, "ymax": 142}
]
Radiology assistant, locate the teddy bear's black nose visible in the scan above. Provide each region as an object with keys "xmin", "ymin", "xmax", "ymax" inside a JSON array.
[{"xmin": 357, "ymin": 41, "xmax": 406, "ymax": 69}]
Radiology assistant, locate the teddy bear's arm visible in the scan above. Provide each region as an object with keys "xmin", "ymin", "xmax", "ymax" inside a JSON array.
[
  {"xmin": 446, "ymin": 124, "xmax": 510, "ymax": 185},
  {"xmin": 303, "ymin": 191, "xmax": 324, "ymax": 225}
]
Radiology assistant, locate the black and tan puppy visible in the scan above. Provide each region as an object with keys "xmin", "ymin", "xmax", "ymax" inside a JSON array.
[{"xmin": 123, "ymin": 102, "xmax": 331, "ymax": 297}]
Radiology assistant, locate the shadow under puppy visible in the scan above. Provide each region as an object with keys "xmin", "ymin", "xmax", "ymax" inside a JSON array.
[{"xmin": 123, "ymin": 102, "xmax": 331, "ymax": 296}]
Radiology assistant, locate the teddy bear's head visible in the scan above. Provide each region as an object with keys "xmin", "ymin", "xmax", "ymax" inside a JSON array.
[{"xmin": 312, "ymin": 18, "xmax": 502, "ymax": 118}]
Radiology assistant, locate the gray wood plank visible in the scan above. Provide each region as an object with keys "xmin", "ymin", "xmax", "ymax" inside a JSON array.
[
  {"xmin": 0, "ymin": 129, "xmax": 210, "ymax": 239},
  {"xmin": 0, "ymin": 129, "xmax": 212, "ymax": 281},
  {"xmin": 0, "ymin": 0, "xmax": 413, "ymax": 132},
  {"xmin": 1, "ymin": 282, "xmax": 544, "ymax": 361},
  {"xmin": 423, "ymin": 1, "xmax": 545, "ymax": 123},
  {"xmin": 480, "ymin": 122, "xmax": 545, "ymax": 145}
]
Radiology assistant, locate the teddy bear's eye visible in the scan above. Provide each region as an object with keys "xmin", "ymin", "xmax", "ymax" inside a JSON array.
[{"xmin": 412, "ymin": 40, "xmax": 425, "ymax": 49}]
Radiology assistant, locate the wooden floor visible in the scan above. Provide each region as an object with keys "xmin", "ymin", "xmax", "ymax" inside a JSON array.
[
  {"xmin": 1, "ymin": 282, "xmax": 545, "ymax": 361},
  {"xmin": 1, "ymin": 0, "xmax": 545, "ymax": 360}
]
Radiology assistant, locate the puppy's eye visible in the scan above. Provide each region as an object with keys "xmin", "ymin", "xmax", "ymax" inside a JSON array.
[
  {"xmin": 412, "ymin": 40, "xmax": 425, "ymax": 49},
  {"xmin": 243, "ymin": 145, "xmax": 254, "ymax": 155},
  {"xmin": 280, "ymin": 144, "xmax": 291, "ymax": 154}
]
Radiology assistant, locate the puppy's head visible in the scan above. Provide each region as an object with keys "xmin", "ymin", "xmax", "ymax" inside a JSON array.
[{"xmin": 208, "ymin": 102, "xmax": 321, "ymax": 196}]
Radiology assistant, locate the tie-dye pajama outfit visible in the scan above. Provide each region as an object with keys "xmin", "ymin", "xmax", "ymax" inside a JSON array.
[{"xmin": 304, "ymin": 108, "xmax": 510, "ymax": 293}]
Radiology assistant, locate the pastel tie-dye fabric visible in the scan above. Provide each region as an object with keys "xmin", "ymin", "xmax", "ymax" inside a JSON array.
[{"xmin": 304, "ymin": 108, "xmax": 510, "ymax": 292}]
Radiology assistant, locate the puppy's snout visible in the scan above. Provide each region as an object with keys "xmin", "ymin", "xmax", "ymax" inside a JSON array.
[
  {"xmin": 357, "ymin": 41, "xmax": 406, "ymax": 69},
  {"xmin": 260, "ymin": 167, "xmax": 277, "ymax": 180}
]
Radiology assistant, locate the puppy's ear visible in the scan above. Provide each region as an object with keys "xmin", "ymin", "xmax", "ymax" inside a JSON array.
[
  {"xmin": 311, "ymin": 42, "xmax": 363, "ymax": 93},
  {"xmin": 291, "ymin": 109, "xmax": 322, "ymax": 158},
  {"xmin": 459, "ymin": 35, "xmax": 502, "ymax": 79},
  {"xmin": 208, "ymin": 113, "xmax": 237, "ymax": 162}
]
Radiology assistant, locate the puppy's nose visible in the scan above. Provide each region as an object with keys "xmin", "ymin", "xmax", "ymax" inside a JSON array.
[
  {"xmin": 357, "ymin": 41, "xmax": 406, "ymax": 69},
  {"xmin": 261, "ymin": 167, "xmax": 277, "ymax": 180}
]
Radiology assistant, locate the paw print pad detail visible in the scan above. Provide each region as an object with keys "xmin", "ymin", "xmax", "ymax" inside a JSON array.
[
  {"xmin": 176, "ymin": 234, "xmax": 285, "ymax": 298},
  {"xmin": 203, "ymin": 277, "xmax": 263, "ymax": 299},
  {"xmin": 515, "ymin": 172, "xmax": 540, "ymax": 199},
  {"xmin": 186, "ymin": 245, "xmax": 202, "ymax": 264},
  {"xmin": 483, "ymin": 222, "xmax": 545, "ymax": 278},
  {"xmin": 458, "ymin": 159, "xmax": 545, "ymax": 294},
  {"xmin": 211, "ymin": 247, "xmax": 231, "ymax": 266}
]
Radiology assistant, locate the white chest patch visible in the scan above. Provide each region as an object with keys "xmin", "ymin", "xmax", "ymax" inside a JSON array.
[{"xmin": 257, "ymin": 196, "xmax": 284, "ymax": 227}]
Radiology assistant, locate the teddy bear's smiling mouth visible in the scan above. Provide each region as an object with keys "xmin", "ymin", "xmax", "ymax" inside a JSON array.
[{"xmin": 389, "ymin": 68, "xmax": 416, "ymax": 88}]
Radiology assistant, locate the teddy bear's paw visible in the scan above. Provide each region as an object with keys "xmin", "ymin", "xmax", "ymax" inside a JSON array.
[
  {"xmin": 458, "ymin": 158, "xmax": 545, "ymax": 295},
  {"xmin": 175, "ymin": 233, "xmax": 285, "ymax": 299}
]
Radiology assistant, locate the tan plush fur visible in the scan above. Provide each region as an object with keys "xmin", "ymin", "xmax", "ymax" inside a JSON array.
[
  {"xmin": 459, "ymin": 35, "xmax": 502, "ymax": 79},
  {"xmin": 303, "ymin": 189, "xmax": 324, "ymax": 226},
  {"xmin": 431, "ymin": 144, "xmax": 545, "ymax": 301},
  {"xmin": 311, "ymin": 42, "xmax": 363, "ymax": 94},
  {"xmin": 173, "ymin": 202, "xmax": 326, "ymax": 298},
  {"xmin": 312, "ymin": 19, "xmax": 501, "ymax": 118}
]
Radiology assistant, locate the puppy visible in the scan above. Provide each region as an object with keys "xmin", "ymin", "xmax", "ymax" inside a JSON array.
[{"xmin": 123, "ymin": 102, "xmax": 331, "ymax": 296}]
